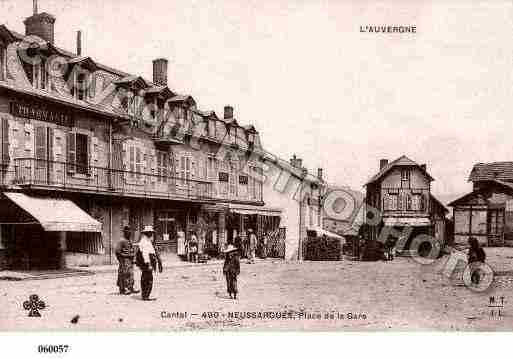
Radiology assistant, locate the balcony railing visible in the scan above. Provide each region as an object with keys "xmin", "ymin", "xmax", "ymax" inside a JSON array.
[
  {"xmin": 380, "ymin": 187, "xmax": 430, "ymax": 214},
  {"xmin": 13, "ymin": 158, "xmax": 214, "ymax": 202}
]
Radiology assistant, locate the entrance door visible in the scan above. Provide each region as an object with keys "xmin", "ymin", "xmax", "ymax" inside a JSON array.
[{"xmin": 488, "ymin": 209, "xmax": 505, "ymax": 246}]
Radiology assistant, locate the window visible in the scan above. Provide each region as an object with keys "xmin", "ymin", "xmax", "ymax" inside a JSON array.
[
  {"xmin": 401, "ymin": 169, "xmax": 411, "ymax": 187},
  {"xmin": 25, "ymin": 59, "xmax": 48, "ymax": 90},
  {"xmin": 129, "ymin": 145, "xmax": 143, "ymax": 179},
  {"xmin": 75, "ymin": 133, "xmax": 89, "ymax": 174},
  {"xmin": 384, "ymin": 194, "xmax": 398, "ymax": 210},
  {"xmin": 239, "ymin": 175, "xmax": 248, "ymax": 185},
  {"xmin": 405, "ymin": 194, "xmax": 412, "ymax": 211},
  {"xmin": 180, "ymin": 156, "xmax": 191, "ymax": 184},
  {"xmin": 157, "ymin": 151, "xmax": 169, "ymax": 183},
  {"xmin": 229, "ymin": 160, "xmax": 237, "ymax": 196},
  {"xmin": 66, "ymin": 132, "xmax": 90, "ymax": 175},
  {"xmin": 76, "ymin": 73, "xmax": 87, "ymax": 100},
  {"xmin": 219, "ymin": 172, "xmax": 229, "ymax": 182},
  {"xmin": 0, "ymin": 44, "xmax": 6, "ymax": 81}
]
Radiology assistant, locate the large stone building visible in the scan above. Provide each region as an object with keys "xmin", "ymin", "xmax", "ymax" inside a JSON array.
[{"xmin": 0, "ymin": 6, "xmax": 274, "ymax": 269}]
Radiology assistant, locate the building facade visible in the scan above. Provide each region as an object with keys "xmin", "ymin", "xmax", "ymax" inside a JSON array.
[
  {"xmin": 0, "ymin": 8, "xmax": 267, "ymax": 269},
  {"xmin": 364, "ymin": 156, "xmax": 447, "ymax": 254},
  {"xmin": 449, "ymin": 161, "xmax": 513, "ymax": 248},
  {"xmin": 259, "ymin": 154, "xmax": 325, "ymax": 260}
]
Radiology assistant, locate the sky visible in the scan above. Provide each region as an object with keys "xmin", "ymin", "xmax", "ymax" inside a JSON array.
[{"xmin": 1, "ymin": 0, "xmax": 513, "ymax": 200}]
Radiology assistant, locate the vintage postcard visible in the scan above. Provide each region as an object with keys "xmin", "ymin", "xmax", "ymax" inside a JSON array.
[{"xmin": 0, "ymin": 0, "xmax": 512, "ymax": 337}]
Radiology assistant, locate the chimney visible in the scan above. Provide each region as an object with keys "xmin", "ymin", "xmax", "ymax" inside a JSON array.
[
  {"xmin": 76, "ymin": 30, "xmax": 82, "ymax": 56},
  {"xmin": 420, "ymin": 164, "xmax": 427, "ymax": 171},
  {"xmin": 224, "ymin": 105, "xmax": 234, "ymax": 120},
  {"xmin": 152, "ymin": 58, "xmax": 168, "ymax": 86},
  {"xmin": 290, "ymin": 154, "xmax": 298, "ymax": 167},
  {"xmin": 380, "ymin": 159, "xmax": 389, "ymax": 170},
  {"xmin": 296, "ymin": 158, "xmax": 303, "ymax": 169},
  {"xmin": 24, "ymin": 1, "xmax": 56, "ymax": 44},
  {"xmin": 317, "ymin": 168, "xmax": 323, "ymax": 180}
]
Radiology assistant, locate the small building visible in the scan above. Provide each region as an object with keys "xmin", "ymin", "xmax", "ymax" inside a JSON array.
[
  {"xmin": 259, "ymin": 154, "xmax": 325, "ymax": 260},
  {"xmin": 364, "ymin": 156, "xmax": 448, "ymax": 254},
  {"xmin": 448, "ymin": 161, "xmax": 513, "ymax": 248}
]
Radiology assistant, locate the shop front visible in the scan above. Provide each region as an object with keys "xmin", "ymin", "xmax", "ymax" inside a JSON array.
[
  {"xmin": 0, "ymin": 192, "xmax": 102, "ymax": 270},
  {"xmin": 226, "ymin": 204, "xmax": 283, "ymax": 258}
]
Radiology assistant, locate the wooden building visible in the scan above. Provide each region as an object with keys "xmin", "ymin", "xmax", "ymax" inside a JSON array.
[
  {"xmin": 448, "ymin": 162, "xmax": 513, "ymax": 248},
  {"xmin": 0, "ymin": 5, "xmax": 270, "ymax": 269},
  {"xmin": 364, "ymin": 156, "xmax": 448, "ymax": 255}
]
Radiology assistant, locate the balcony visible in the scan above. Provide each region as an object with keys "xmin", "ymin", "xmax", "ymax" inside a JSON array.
[
  {"xmin": 12, "ymin": 158, "xmax": 215, "ymax": 202},
  {"xmin": 380, "ymin": 187, "xmax": 430, "ymax": 216}
]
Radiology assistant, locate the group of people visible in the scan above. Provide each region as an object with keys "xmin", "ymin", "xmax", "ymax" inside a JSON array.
[
  {"xmin": 233, "ymin": 229, "xmax": 259, "ymax": 262},
  {"xmin": 115, "ymin": 225, "xmax": 162, "ymax": 301},
  {"xmin": 115, "ymin": 224, "xmax": 241, "ymax": 301},
  {"xmin": 177, "ymin": 230, "xmax": 200, "ymax": 262}
]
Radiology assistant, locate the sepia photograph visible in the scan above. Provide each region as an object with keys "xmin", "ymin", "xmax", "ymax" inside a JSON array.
[{"xmin": 0, "ymin": 0, "xmax": 512, "ymax": 342}]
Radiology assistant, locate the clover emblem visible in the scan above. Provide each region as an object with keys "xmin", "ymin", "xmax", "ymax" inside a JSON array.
[{"xmin": 23, "ymin": 294, "xmax": 46, "ymax": 317}]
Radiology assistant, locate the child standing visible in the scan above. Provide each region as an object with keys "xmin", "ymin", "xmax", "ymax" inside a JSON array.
[{"xmin": 223, "ymin": 245, "xmax": 240, "ymax": 299}]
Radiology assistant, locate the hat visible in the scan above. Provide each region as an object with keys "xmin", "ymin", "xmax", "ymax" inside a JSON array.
[
  {"xmin": 141, "ymin": 225, "xmax": 155, "ymax": 233},
  {"xmin": 223, "ymin": 244, "xmax": 238, "ymax": 253},
  {"xmin": 123, "ymin": 225, "xmax": 131, "ymax": 232}
]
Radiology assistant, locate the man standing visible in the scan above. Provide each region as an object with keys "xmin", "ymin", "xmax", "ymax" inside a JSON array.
[
  {"xmin": 136, "ymin": 225, "xmax": 163, "ymax": 301},
  {"xmin": 115, "ymin": 226, "xmax": 139, "ymax": 295}
]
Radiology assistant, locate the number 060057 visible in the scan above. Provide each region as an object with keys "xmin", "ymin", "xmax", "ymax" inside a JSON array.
[{"xmin": 37, "ymin": 345, "xmax": 70, "ymax": 354}]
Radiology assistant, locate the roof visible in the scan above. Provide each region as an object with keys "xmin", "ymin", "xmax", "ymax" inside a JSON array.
[
  {"xmin": 365, "ymin": 155, "xmax": 434, "ymax": 186},
  {"xmin": 468, "ymin": 162, "xmax": 513, "ymax": 183},
  {"xmin": 0, "ymin": 24, "xmax": 16, "ymax": 43},
  {"xmin": 430, "ymin": 194, "xmax": 449, "ymax": 214},
  {"xmin": 448, "ymin": 179, "xmax": 513, "ymax": 207}
]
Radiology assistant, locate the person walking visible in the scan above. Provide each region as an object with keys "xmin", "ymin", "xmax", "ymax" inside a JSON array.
[
  {"xmin": 234, "ymin": 234, "xmax": 242, "ymax": 256},
  {"xmin": 135, "ymin": 225, "xmax": 163, "ymax": 301},
  {"xmin": 223, "ymin": 244, "xmax": 240, "ymax": 299},
  {"xmin": 188, "ymin": 231, "xmax": 198, "ymax": 263},
  {"xmin": 115, "ymin": 226, "xmax": 139, "ymax": 295}
]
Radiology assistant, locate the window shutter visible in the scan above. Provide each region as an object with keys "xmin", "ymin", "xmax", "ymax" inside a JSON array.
[
  {"xmin": 1, "ymin": 118, "xmax": 9, "ymax": 165},
  {"xmin": 87, "ymin": 135, "xmax": 92, "ymax": 175},
  {"xmin": 67, "ymin": 132, "xmax": 76, "ymax": 173}
]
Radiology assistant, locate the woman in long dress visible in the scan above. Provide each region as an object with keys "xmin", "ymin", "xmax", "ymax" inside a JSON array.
[{"xmin": 177, "ymin": 228, "xmax": 186, "ymax": 258}]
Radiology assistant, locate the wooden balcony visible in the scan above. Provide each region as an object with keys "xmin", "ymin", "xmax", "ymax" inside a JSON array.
[
  {"xmin": 12, "ymin": 158, "xmax": 215, "ymax": 202},
  {"xmin": 380, "ymin": 187, "xmax": 430, "ymax": 217}
]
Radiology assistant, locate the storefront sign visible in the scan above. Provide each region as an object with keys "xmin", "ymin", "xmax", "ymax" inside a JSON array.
[{"xmin": 10, "ymin": 102, "xmax": 73, "ymax": 127}]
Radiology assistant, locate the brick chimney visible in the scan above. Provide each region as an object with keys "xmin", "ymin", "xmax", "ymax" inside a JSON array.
[
  {"xmin": 24, "ymin": 1, "xmax": 56, "ymax": 44},
  {"xmin": 420, "ymin": 164, "xmax": 427, "ymax": 171},
  {"xmin": 76, "ymin": 30, "xmax": 82, "ymax": 56},
  {"xmin": 317, "ymin": 168, "xmax": 323, "ymax": 180},
  {"xmin": 380, "ymin": 159, "xmax": 389, "ymax": 170},
  {"xmin": 152, "ymin": 58, "xmax": 168, "ymax": 86},
  {"xmin": 224, "ymin": 105, "xmax": 234, "ymax": 120}
]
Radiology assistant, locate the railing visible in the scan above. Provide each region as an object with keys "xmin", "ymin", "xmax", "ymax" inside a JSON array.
[
  {"xmin": 13, "ymin": 158, "xmax": 214, "ymax": 201},
  {"xmin": 380, "ymin": 187, "xmax": 430, "ymax": 214}
]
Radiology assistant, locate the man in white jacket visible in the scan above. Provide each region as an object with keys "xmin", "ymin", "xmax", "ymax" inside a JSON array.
[{"xmin": 136, "ymin": 225, "xmax": 162, "ymax": 301}]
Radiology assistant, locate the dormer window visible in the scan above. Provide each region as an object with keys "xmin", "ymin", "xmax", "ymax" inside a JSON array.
[
  {"xmin": 0, "ymin": 43, "xmax": 6, "ymax": 81},
  {"xmin": 26, "ymin": 58, "xmax": 48, "ymax": 90},
  {"xmin": 76, "ymin": 73, "xmax": 87, "ymax": 100}
]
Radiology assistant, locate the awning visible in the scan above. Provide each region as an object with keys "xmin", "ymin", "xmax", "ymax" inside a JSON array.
[
  {"xmin": 228, "ymin": 204, "xmax": 282, "ymax": 216},
  {"xmin": 307, "ymin": 226, "xmax": 345, "ymax": 240},
  {"xmin": 383, "ymin": 217, "xmax": 431, "ymax": 227},
  {"xmin": 4, "ymin": 193, "xmax": 101, "ymax": 232}
]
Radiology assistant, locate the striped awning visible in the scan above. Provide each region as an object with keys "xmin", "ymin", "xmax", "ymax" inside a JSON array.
[{"xmin": 4, "ymin": 193, "xmax": 101, "ymax": 232}]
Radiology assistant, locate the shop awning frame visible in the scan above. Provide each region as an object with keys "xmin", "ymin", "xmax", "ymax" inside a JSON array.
[
  {"xmin": 383, "ymin": 217, "xmax": 431, "ymax": 227},
  {"xmin": 4, "ymin": 193, "xmax": 102, "ymax": 232},
  {"xmin": 228, "ymin": 204, "xmax": 282, "ymax": 216}
]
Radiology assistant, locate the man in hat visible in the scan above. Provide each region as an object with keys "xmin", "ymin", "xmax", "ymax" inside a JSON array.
[
  {"xmin": 223, "ymin": 244, "xmax": 240, "ymax": 299},
  {"xmin": 248, "ymin": 229, "xmax": 257, "ymax": 263},
  {"xmin": 136, "ymin": 225, "xmax": 163, "ymax": 301},
  {"xmin": 115, "ymin": 225, "xmax": 139, "ymax": 295}
]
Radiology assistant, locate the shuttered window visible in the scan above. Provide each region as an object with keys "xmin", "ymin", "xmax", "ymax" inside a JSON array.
[
  {"xmin": 67, "ymin": 132, "xmax": 90, "ymax": 175},
  {"xmin": 35, "ymin": 127, "xmax": 47, "ymax": 169},
  {"xmin": 128, "ymin": 145, "xmax": 143, "ymax": 180},
  {"xmin": 0, "ymin": 45, "xmax": 6, "ymax": 81},
  {"xmin": 0, "ymin": 118, "xmax": 9, "ymax": 165},
  {"xmin": 157, "ymin": 150, "xmax": 169, "ymax": 183},
  {"xmin": 75, "ymin": 133, "xmax": 88, "ymax": 174}
]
